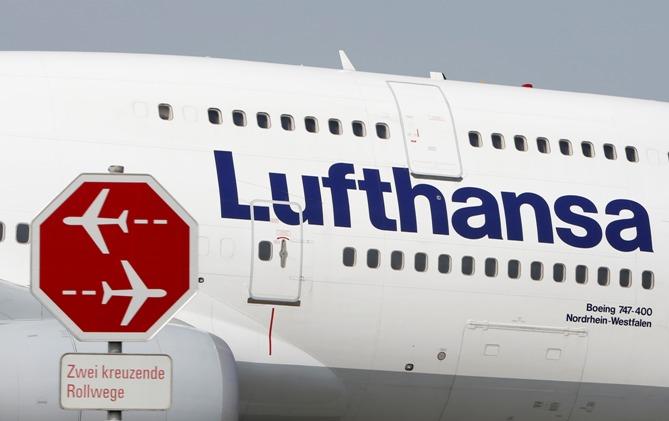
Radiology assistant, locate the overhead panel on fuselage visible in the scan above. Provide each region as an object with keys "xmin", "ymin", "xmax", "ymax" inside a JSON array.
[{"xmin": 388, "ymin": 82, "xmax": 462, "ymax": 180}]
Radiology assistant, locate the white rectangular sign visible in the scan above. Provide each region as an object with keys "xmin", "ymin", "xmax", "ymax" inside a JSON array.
[{"xmin": 60, "ymin": 353, "xmax": 172, "ymax": 410}]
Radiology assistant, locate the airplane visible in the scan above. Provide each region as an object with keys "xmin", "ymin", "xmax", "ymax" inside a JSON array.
[
  {"xmin": 62, "ymin": 188, "xmax": 129, "ymax": 254},
  {"xmin": 0, "ymin": 51, "xmax": 668, "ymax": 421},
  {"xmin": 101, "ymin": 259, "xmax": 167, "ymax": 326}
]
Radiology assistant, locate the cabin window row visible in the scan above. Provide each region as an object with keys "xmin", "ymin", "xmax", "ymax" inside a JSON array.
[
  {"xmin": 0, "ymin": 222, "xmax": 30, "ymax": 244},
  {"xmin": 158, "ymin": 103, "xmax": 391, "ymax": 139},
  {"xmin": 468, "ymin": 131, "xmax": 640, "ymax": 163},
  {"xmin": 217, "ymin": 109, "xmax": 391, "ymax": 139},
  {"xmin": 341, "ymin": 247, "xmax": 655, "ymax": 290},
  {"xmin": 342, "ymin": 247, "xmax": 434, "ymax": 272}
]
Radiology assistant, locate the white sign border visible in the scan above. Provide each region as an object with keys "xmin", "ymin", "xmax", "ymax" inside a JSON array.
[{"xmin": 31, "ymin": 173, "xmax": 199, "ymax": 342}]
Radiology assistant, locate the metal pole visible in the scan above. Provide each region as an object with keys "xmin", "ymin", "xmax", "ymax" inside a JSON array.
[
  {"xmin": 107, "ymin": 409, "xmax": 122, "ymax": 421},
  {"xmin": 107, "ymin": 167, "xmax": 124, "ymax": 421},
  {"xmin": 107, "ymin": 341, "xmax": 123, "ymax": 420},
  {"xmin": 108, "ymin": 165, "xmax": 125, "ymax": 174},
  {"xmin": 108, "ymin": 341, "xmax": 122, "ymax": 353}
]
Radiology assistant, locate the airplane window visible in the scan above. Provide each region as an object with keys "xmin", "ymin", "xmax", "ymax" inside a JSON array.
[
  {"xmin": 530, "ymin": 261, "xmax": 543, "ymax": 281},
  {"xmin": 462, "ymin": 256, "xmax": 474, "ymax": 276},
  {"xmin": 305, "ymin": 116, "xmax": 319, "ymax": 133},
  {"xmin": 208, "ymin": 108, "xmax": 222, "ymax": 125},
  {"xmin": 469, "ymin": 131, "xmax": 482, "ymax": 147},
  {"xmin": 158, "ymin": 103, "xmax": 173, "ymax": 121},
  {"xmin": 258, "ymin": 241, "xmax": 272, "ymax": 261},
  {"xmin": 553, "ymin": 263, "xmax": 566, "ymax": 282},
  {"xmin": 581, "ymin": 142, "xmax": 595, "ymax": 158},
  {"xmin": 414, "ymin": 253, "xmax": 428, "ymax": 272},
  {"xmin": 343, "ymin": 247, "xmax": 356, "ymax": 267},
  {"xmin": 16, "ymin": 223, "xmax": 30, "ymax": 244},
  {"xmin": 438, "ymin": 254, "xmax": 451, "ymax": 274},
  {"xmin": 376, "ymin": 123, "xmax": 390, "ymax": 139},
  {"xmin": 0, "ymin": 222, "xmax": 4, "ymax": 241},
  {"xmin": 491, "ymin": 133, "xmax": 505, "ymax": 149},
  {"xmin": 352, "ymin": 121, "xmax": 366, "ymax": 137},
  {"xmin": 619, "ymin": 269, "xmax": 632, "ymax": 287},
  {"xmin": 575, "ymin": 265, "xmax": 588, "ymax": 284},
  {"xmin": 232, "ymin": 110, "xmax": 247, "ymax": 127},
  {"xmin": 597, "ymin": 267, "xmax": 610, "ymax": 286},
  {"xmin": 329, "ymin": 119, "xmax": 343, "ymax": 135},
  {"xmin": 257, "ymin": 112, "xmax": 271, "ymax": 129},
  {"xmin": 559, "ymin": 139, "xmax": 573, "ymax": 156},
  {"xmin": 391, "ymin": 251, "xmax": 404, "ymax": 270},
  {"xmin": 281, "ymin": 114, "xmax": 295, "ymax": 131},
  {"xmin": 484, "ymin": 258, "xmax": 497, "ymax": 277},
  {"xmin": 508, "ymin": 260, "xmax": 521, "ymax": 279},
  {"xmin": 514, "ymin": 135, "xmax": 528, "ymax": 152},
  {"xmin": 367, "ymin": 249, "xmax": 380, "ymax": 268},
  {"xmin": 604, "ymin": 143, "xmax": 617, "ymax": 160},
  {"xmin": 642, "ymin": 271, "xmax": 654, "ymax": 290},
  {"xmin": 537, "ymin": 137, "xmax": 550, "ymax": 154},
  {"xmin": 625, "ymin": 146, "xmax": 639, "ymax": 162}
]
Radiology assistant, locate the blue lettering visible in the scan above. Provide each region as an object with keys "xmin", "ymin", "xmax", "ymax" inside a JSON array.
[
  {"xmin": 554, "ymin": 195, "xmax": 602, "ymax": 249},
  {"xmin": 393, "ymin": 167, "xmax": 449, "ymax": 235},
  {"xmin": 322, "ymin": 163, "xmax": 357, "ymax": 228},
  {"xmin": 452, "ymin": 187, "xmax": 502, "ymax": 240},
  {"xmin": 213, "ymin": 151, "xmax": 654, "ymax": 253},
  {"xmin": 502, "ymin": 192, "xmax": 554, "ymax": 243},
  {"xmin": 605, "ymin": 199, "xmax": 653, "ymax": 252},
  {"xmin": 214, "ymin": 151, "xmax": 269, "ymax": 221},
  {"xmin": 269, "ymin": 173, "xmax": 324, "ymax": 225},
  {"xmin": 357, "ymin": 169, "xmax": 397, "ymax": 231}
]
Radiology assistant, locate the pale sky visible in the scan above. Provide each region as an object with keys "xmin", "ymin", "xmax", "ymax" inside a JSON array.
[{"xmin": 1, "ymin": 0, "xmax": 667, "ymax": 101}]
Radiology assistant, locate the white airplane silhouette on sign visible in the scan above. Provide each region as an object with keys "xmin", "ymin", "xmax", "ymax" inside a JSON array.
[
  {"xmin": 63, "ymin": 188, "xmax": 128, "ymax": 254},
  {"xmin": 102, "ymin": 260, "xmax": 167, "ymax": 326}
]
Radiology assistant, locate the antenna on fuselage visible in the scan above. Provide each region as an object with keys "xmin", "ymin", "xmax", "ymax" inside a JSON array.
[{"xmin": 339, "ymin": 50, "xmax": 356, "ymax": 71}]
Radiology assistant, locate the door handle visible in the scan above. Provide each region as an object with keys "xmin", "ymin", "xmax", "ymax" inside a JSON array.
[{"xmin": 279, "ymin": 239, "xmax": 288, "ymax": 268}]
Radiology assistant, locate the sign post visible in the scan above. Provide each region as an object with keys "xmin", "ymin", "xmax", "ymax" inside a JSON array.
[
  {"xmin": 31, "ymin": 166, "xmax": 198, "ymax": 418},
  {"xmin": 106, "ymin": 166, "xmax": 123, "ymax": 421},
  {"xmin": 107, "ymin": 346, "xmax": 122, "ymax": 421}
]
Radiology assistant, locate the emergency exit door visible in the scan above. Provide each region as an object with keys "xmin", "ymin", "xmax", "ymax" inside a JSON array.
[
  {"xmin": 249, "ymin": 200, "xmax": 303, "ymax": 306},
  {"xmin": 388, "ymin": 82, "xmax": 462, "ymax": 180}
]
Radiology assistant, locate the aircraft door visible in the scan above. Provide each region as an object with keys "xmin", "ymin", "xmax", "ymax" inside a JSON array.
[
  {"xmin": 249, "ymin": 200, "xmax": 303, "ymax": 306},
  {"xmin": 388, "ymin": 82, "xmax": 462, "ymax": 180}
]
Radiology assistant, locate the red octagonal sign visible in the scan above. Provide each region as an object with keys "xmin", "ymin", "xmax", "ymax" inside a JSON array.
[{"xmin": 31, "ymin": 174, "xmax": 198, "ymax": 341}]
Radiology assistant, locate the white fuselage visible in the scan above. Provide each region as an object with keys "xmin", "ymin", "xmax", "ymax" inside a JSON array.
[{"xmin": 0, "ymin": 52, "xmax": 668, "ymax": 420}]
